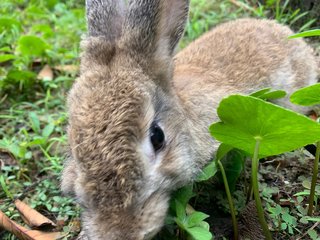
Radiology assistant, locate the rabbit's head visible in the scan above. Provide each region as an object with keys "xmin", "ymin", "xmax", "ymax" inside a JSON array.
[{"xmin": 61, "ymin": 0, "xmax": 206, "ymax": 239}]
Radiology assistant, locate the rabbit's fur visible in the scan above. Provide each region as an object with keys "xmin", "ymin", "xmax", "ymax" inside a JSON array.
[{"xmin": 61, "ymin": 0, "xmax": 318, "ymax": 239}]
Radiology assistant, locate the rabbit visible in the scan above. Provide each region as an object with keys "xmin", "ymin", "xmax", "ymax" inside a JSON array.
[{"xmin": 61, "ymin": 0, "xmax": 318, "ymax": 239}]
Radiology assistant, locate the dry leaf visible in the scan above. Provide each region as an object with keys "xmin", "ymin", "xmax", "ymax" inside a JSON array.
[
  {"xmin": 54, "ymin": 65, "xmax": 78, "ymax": 73},
  {"xmin": 14, "ymin": 199, "xmax": 56, "ymax": 229},
  {"xmin": 0, "ymin": 210, "xmax": 63, "ymax": 240},
  {"xmin": 0, "ymin": 210, "xmax": 33, "ymax": 240},
  {"xmin": 37, "ymin": 65, "xmax": 53, "ymax": 81}
]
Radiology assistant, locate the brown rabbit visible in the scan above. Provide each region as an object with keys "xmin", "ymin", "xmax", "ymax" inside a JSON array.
[{"xmin": 61, "ymin": 0, "xmax": 318, "ymax": 239}]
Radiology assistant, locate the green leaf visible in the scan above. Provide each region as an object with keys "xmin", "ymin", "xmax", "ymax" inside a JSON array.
[
  {"xmin": 0, "ymin": 54, "xmax": 15, "ymax": 63},
  {"xmin": 281, "ymin": 222, "xmax": 287, "ymax": 230},
  {"xmin": 219, "ymin": 149, "xmax": 245, "ymax": 193},
  {"xmin": 282, "ymin": 212, "xmax": 294, "ymax": 224},
  {"xmin": 290, "ymin": 83, "xmax": 320, "ymax": 106},
  {"xmin": 0, "ymin": 175, "xmax": 13, "ymax": 199},
  {"xmin": 172, "ymin": 185, "xmax": 194, "ymax": 209},
  {"xmin": 175, "ymin": 200, "xmax": 186, "ymax": 221},
  {"xmin": 29, "ymin": 112, "xmax": 41, "ymax": 134},
  {"xmin": 197, "ymin": 221, "xmax": 210, "ymax": 231},
  {"xmin": 293, "ymin": 191, "xmax": 310, "ymax": 196},
  {"xmin": 275, "ymin": 205, "xmax": 282, "ymax": 215},
  {"xmin": 289, "ymin": 29, "xmax": 320, "ymax": 39},
  {"xmin": 185, "ymin": 226, "xmax": 212, "ymax": 240},
  {"xmin": 0, "ymin": 17, "xmax": 21, "ymax": 32},
  {"xmin": 307, "ymin": 229, "xmax": 318, "ymax": 240},
  {"xmin": 186, "ymin": 211, "xmax": 209, "ymax": 228},
  {"xmin": 174, "ymin": 217, "xmax": 186, "ymax": 231},
  {"xmin": 216, "ymin": 143, "xmax": 233, "ymax": 161},
  {"xmin": 250, "ymin": 88, "xmax": 271, "ymax": 98},
  {"xmin": 42, "ymin": 123, "xmax": 55, "ymax": 138},
  {"xmin": 31, "ymin": 24, "xmax": 54, "ymax": 38},
  {"xmin": 7, "ymin": 69, "xmax": 36, "ymax": 82},
  {"xmin": 210, "ymin": 95, "xmax": 320, "ymax": 157},
  {"xmin": 17, "ymin": 35, "xmax": 50, "ymax": 57},
  {"xmin": 8, "ymin": 143, "xmax": 21, "ymax": 158},
  {"xmin": 0, "ymin": 47, "xmax": 11, "ymax": 52},
  {"xmin": 196, "ymin": 160, "xmax": 218, "ymax": 182},
  {"xmin": 305, "ymin": 217, "xmax": 320, "ymax": 222},
  {"xmin": 250, "ymin": 88, "xmax": 286, "ymax": 100},
  {"xmin": 26, "ymin": 137, "xmax": 46, "ymax": 147},
  {"xmin": 258, "ymin": 90, "xmax": 286, "ymax": 100},
  {"xmin": 299, "ymin": 216, "xmax": 309, "ymax": 224}
]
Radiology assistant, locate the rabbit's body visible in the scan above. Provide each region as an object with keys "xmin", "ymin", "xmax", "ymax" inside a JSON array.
[
  {"xmin": 61, "ymin": 1, "xmax": 318, "ymax": 239},
  {"xmin": 172, "ymin": 18, "xmax": 318, "ymax": 171},
  {"xmin": 174, "ymin": 18, "xmax": 317, "ymax": 123}
]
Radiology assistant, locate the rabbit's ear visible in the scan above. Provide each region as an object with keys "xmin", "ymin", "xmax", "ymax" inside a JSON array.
[
  {"xmin": 122, "ymin": 0, "xmax": 189, "ymax": 56},
  {"xmin": 86, "ymin": 0, "xmax": 126, "ymax": 41}
]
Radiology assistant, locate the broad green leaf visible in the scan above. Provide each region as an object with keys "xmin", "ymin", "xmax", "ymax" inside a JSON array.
[
  {"xmin": 185, "ymin": 226, "xmax": 212, "ymax": 240},
  {"xmin": 0, "ymin": 54, "xmax": 15, "ymax": 63},
  {"xmin": 210, "ymin": 95, "xmax": 320, "ymax": 157},
  {"xmin": 186, "ymin": 212, "xmax": 209, "ymax": 228},
  {"xmin": 17, "ymin": 35, "xmax": 50, "ymax": 57},
  {"xmin": 290, "ymin": 83, "xmax": 320, "ymax": 106},
  {"xmin": 289, "ymin": 29, "xmax": 320, "ymax": 39},
  {"xmin": 196, "ymin": 160, "xmax": 218, "ymax": 182}
]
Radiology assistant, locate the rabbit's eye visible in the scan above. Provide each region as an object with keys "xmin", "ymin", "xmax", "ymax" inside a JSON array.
[{"xmin": 150, "ymin": 122, "xmax": 165, "ymax": 152}]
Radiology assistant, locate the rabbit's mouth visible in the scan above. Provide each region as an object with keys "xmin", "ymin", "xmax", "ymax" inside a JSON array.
[{"xmin": 76, "ymin": 189, "xmax": 170, "ymax": 240}]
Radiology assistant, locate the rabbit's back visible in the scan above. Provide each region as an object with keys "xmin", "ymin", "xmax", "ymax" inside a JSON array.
[{"xmin": 173, "ymin": 18, "xmax": 318, "ymax": 114}]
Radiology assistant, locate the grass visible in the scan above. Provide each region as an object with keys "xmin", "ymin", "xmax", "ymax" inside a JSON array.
[
  {"xmin": 0, "ymin": 0, "xmax": 84, "ymax": 238},
  {"xmin": 0, "ymin": 0, "xmax": 319, "ymax": 239}
]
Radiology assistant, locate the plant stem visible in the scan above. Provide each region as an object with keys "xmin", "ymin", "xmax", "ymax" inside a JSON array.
[
  {"xmin": 217, "ymin": 160, "xmax": 238, "ymax": 240},
  {"xmin": 308, "ymin": 141, "xmax": 320, "ymax": 216},
  {"xmin": 251, "ymin": 140, "xmax": 272, "ymax": 240}
]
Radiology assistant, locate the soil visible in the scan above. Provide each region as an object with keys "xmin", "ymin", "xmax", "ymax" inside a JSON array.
[{"xmin": 196, "ymin": 149, "xmax": 320, "ymax": 240}]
